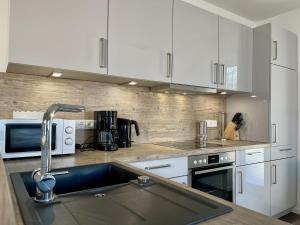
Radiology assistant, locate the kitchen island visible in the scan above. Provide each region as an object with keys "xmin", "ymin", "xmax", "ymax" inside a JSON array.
[{"xmin": 1, "ymin": 141, "xmax": 290, "ymax": 225}]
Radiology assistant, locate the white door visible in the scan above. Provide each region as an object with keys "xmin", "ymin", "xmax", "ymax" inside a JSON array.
[
  {"xmin": 236, "ymin": 162, "xmax": 271, "ymax": 216},
  {"xmin": 270, "ymin": 157, "xmax": 297, "ymax": 216},
  {"xmin": 9, "ymin": 0, "xmax": 108, "ymax": 74},
  {"xmin": 172, "ymin": 0, "xmax": 218, "ymax": 88},
  {"xmin": 271, "ymin": 65, "xmax": 297, "ymax": 146},
  {"xmin": 218, "ymin": 17, "xmax": 253, "ymax": 92},
  {"xmin": 108, "ymin": 0, "xmax": 173, "ymax": 82},
  {"xmin": 271, "ymin": 25, "xmax": 298, "ymax": 70}
]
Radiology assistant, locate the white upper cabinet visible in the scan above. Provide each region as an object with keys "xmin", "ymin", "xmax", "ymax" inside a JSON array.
[
  {"xmin": 172, "ymin": 0, "xmax": 218, "ymax": 88},
  {"xmin": 0, "ymin": 0, "xmax": 9, "ymax": 72},
  {"xmin": 271, "ymin": 25, "xmax": 297, "ymax": 70},
  {"xmin": 271, "ymin": 65, "xmax": 297, "ymax": 146},
  {"xmin": 108, "ymin": 0, "xmax": 173, "ymax": 82},
  {"xmin": 9, "ymin": 0, "xmax": 108, "ymax": 74},
  {"xmin": 219, "ymin": 17, "xmax": 253, "ymax": 92}
]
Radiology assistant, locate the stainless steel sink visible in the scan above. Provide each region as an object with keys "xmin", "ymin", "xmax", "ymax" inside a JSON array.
[{"xmin": 11, "ymin": 162, "xmax": 232, "ymax": 225}]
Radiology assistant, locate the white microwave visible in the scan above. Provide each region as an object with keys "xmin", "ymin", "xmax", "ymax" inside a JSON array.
[{"xmin": 0, "ymin": 119, "xmax": 76, "ymax": 159}]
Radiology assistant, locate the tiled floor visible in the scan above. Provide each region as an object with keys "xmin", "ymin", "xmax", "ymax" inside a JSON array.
[{"xmin": 280, "ymin": 213, "xmax": 300, "ymax": 225}]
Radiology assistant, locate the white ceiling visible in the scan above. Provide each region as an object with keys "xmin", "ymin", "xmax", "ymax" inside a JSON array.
[{"xmin": 202, "ymin": 0, "xmax": 300, "ymax": 21}]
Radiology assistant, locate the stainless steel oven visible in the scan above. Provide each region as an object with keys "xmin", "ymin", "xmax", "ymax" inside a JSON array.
[{"xmin": 188, "ymin": 152, "xmax": 236, "ymax": 203}]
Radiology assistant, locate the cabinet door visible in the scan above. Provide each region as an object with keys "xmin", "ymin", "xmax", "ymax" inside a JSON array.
[
  {"xmin": 9, "ymin": 0, "xmax": 108, "ymax": 74},
  {"xmin": 108, "ymin": 0, "xmax": 172, "ymax": 82},
  {"xmin": 271, "ymin": 65, "xmax": 297, "ymax": 146},
  {"xmin": 0, "ymin": 0, "xmax": 9, "ymax": 72},
  {"xmin": 271, "ymin": 157, "xmax": 297, "ymax": 216},
  {"xmin": 271, "ymin": 25, "xmax": 297, "ymax": 70},
  {"xmin": 236, "ymin": 162, "xmax": 271, "ymax": 216},
  {"xmin": 172, "ymin": 0, "xmax": 218, "ymax": 88},
  {"xmin": 219, "ymin": 17, "xmax": 253, "ymax": 92},
  {"xmin": 169, "ymin": 176, "xmax": 188, "ymax": 185}
]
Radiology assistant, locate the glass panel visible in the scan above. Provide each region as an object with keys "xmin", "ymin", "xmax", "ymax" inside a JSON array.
[
  {"xmin": 192, "ymin": 169, "xmax": 233, "ymax": 202},
  {"xmin": 5, "ymin": 124, "xmax": 56, "ymax": 153}
]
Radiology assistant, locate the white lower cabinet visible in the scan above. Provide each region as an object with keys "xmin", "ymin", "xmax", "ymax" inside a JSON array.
[
  {"xmin": 270, "ymin": 157, "xmax": 297, "ymax": 216},
  {"xmin": 170, "ymin": 176, "xmax": 188, "ymax": 185},
  {"xmin": 129, "ymin": 157, "xmax": 188, "ymax": 179},
  {"xmin": 236, "ymin": 162, "xmax": 271, "ymax": 216}
]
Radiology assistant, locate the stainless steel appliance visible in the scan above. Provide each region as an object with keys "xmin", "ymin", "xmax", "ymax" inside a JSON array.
[
  {"xmin": 0, "ymin": 119, "xmax": 76, "ymax": 159},
  {"xmin": 197, "ymin": 121, "xmax": 207, "ymax": 147},
  {"xmin": 188, "ymin": 152, "xmax": 235, "ymax": 202}
]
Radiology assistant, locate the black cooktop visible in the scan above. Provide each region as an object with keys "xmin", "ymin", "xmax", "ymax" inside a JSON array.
[{"xmin": 154, "ymin": 141, "xmax": 225, "ymax": 150}]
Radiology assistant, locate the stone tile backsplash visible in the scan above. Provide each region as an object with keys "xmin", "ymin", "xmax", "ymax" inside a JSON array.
[{"xmin": 0, "ymin": 73, "xmax": 226, "ymax": 143}]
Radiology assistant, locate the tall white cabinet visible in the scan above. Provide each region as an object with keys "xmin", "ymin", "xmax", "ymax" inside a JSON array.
[
  {"xmin": 108, "ymin": 0, "xmax": 173, "ymax": 82},
  {"xmin": 9, "ymin": 0, "xmax": 108, "ymax": 74},
  {"xmin": 0, "ymin": 0, "xmax": 10, "ymax": 72},
  {"xmin": 253, "ymin": 23, "xmax": 298, "ymax": 217}
]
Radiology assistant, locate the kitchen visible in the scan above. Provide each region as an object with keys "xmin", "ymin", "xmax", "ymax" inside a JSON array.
[{"xmin": 0, "ymin": 0, "xmax": 299, "ymax": 225}]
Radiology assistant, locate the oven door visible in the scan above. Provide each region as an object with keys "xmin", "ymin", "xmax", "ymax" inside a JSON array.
[
  {"xmin": 0, "ymin": 120, "xmax": 63, "ymax": 158},
  {"xmin": 189, "ymin": 164, "xmax": 235, "ymax": 203}
]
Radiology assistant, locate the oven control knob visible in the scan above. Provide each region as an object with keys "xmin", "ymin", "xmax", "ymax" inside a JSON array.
[
  {"xmin": 65, "ymin": 138, "xmax": 73, "ymax": 145},
  {"xmin": 225, "ymin": 156, "xmax": 228, "ymax": 160},
  {"xmin": 221, "ymin": 157, "xmax": 224, "ymax": 161},
  {"xmin": 229, "ymin": 156, "xmax": 232, "ymax": 160},
  {"xmin": 65, "ymin": 126, "xmax": 73, "ymax": 134},
  {"xmin": 198, "ymin": 160, "xmax": 202, "ymax": 164},
  {"xmin": 193, "ymin": 160, "xmax": 197, "ymax": 165},
  {"xmin": 203, "ymin": 159, "xmax": 207, "ymax": 163}
]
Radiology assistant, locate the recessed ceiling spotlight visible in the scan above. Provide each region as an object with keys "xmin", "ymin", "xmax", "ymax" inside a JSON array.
[
  {"xmin": 51, "ymin": 72, "xmax": 63, "ymax": 78},
  {"xmin": 220, "ymin": 91, "xmax": 227, "ymax": 95},
  {"xmin": 164, "ymin": 91, "xmax": 169, "ymax": 94},
  {"xmin": 128, "ymin": 81, "xmax": 137, "ymax": 86},
  {"xmin": 183, "ymin": 93, "xmax": 188, "ymax": 95},
  {"xmin": 250, "ymin": 95, "xmax": 257, "ymax": 98}
]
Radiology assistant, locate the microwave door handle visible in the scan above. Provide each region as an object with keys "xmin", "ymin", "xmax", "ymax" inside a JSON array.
[{"xmin": 193, "ymin": 165, "xmax": 234, "ymax": 175}]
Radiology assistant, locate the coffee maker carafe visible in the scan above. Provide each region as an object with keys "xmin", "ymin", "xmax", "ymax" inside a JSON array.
[
  {"xmin": 117, "ymin": 118, "xmax": 140, "ymax": 148},
  {"xmin": 94, "ymin": 111, "xmax": 118, "ymax": 151}
]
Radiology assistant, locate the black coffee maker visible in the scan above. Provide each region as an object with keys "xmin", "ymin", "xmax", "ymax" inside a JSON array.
[
  {"xmin": 117, "ymin": 118, "xmax": 140, "ymax": 148},
  {"xmin": 94, "ymin": 111, "xmax": 118, "ymax": 151}
]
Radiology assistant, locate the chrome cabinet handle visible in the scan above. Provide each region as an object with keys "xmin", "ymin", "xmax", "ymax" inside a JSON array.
[
  {"xmin": 279, "ymin": 148, "xmax": 292, "ymax": 152},
  {"xmin": 238, "ymin": 171, "xmax": 243, "ymax": 194},
  {"xmin": 247, "ymin": 152, "xmax": 263, "ymax": 156},
  {"xmin": 213, "ymin": 63, "xmax": 219, "ymax": 84},
  {"xmin": 220, "ymin": 64, "xmax": 225, "ymax": 85},
  {"xmin": 99, "ymin": 38, "xmax": 107, "ymax": 68},
  {"xmin": 273, "ymin": 40, "xmax": 278, "ymax": 61},
  {"xmin": 145, "ymin": 164, "xmax": 171, "ymax": 170},
  {"xmin": 272, "ymin": 124, "xmax": 277, "ymax": 143},
  {"xmin": 166, "ymin": 53, "xmax": 173, "ymax": 78},
  {"xmin": 272, "ymin": 165, "xmax": 277, "ymax": 184}
]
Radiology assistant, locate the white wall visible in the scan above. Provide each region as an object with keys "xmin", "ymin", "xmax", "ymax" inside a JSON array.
[
  {"xmin": 0, "ymin": 0, "xmax": 10, "ymax": 72},
  {"xmin": 257, "ymin": 9, "xmax": 300, "ymax": 213},
  {"xmin": 182, "ymin": 0, "xmax": 255, "ymax": 27}
]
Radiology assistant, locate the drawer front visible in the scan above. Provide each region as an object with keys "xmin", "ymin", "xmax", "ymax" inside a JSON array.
[
  {"xmin": 169, "ymin": 176, "xmax": 188, "ymax": 185},
  {"xmin": 271, "ymin": 145, "xmax": 296, "ymax": 160},
  {"xmin": 236, "ymin": 148, "xmax": 270, "ymax": 166},
  {"xmin": 130, "ymin": 157, "xmax": 188, "ymax": 178}
]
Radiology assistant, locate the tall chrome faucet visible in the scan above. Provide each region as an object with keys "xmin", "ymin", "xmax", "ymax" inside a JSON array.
[{"xmin": 32, "ymin": 104, "xmax": 85, "ymax": 203}]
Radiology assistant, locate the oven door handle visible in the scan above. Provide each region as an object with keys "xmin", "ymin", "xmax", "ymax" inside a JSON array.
[{"xmin": 193, "ymin": 165, "xmax": 234, "ymax": 175}]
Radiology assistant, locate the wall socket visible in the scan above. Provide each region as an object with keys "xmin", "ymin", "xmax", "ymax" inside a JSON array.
[
  {"xmin": 75, "ymin": 120, "xmax": 95, "ymax": 130},
  {"xmin": 205, "ymin": 120, "xmax": 218, "ymax": 128}
]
